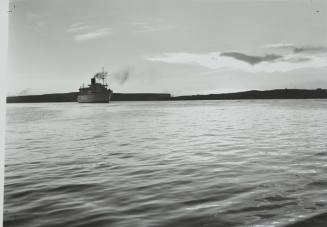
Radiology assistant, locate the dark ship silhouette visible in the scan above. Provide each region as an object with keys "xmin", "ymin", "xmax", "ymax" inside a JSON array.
[{"xmin": 77, "ymin": 69, "xmax": 113, "ymax": 103}]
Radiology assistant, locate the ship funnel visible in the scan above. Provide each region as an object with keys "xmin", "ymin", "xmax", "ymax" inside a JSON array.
[{"xmin": 91, "ymin": 78, "xmax": 96, "ymax": 85}]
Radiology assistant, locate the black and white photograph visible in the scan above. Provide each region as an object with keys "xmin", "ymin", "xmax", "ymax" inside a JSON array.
[{"xmin": 3, "ymin": 0, "xmax": 327, "ymax": 226}]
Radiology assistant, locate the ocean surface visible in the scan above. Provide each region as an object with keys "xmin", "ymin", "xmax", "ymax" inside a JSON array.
[{"xmin": 4, "ymin": 100, "xmax": 327, "ymax": 227}]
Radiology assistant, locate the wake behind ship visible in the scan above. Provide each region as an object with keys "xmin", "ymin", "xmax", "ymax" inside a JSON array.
[{"xmin": 77, "ymin": 70, "xmax": 113, "ymax": 103}]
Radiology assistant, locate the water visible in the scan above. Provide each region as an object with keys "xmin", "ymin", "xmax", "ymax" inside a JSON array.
[{"xmin": 4, "ymin": 100, "xmax": 327, "ymax": 227}]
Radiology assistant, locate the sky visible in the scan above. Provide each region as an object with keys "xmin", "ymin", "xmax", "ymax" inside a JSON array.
[{"xmin": 7, "ymin": 0, "xmax": 327, "ymax": 96}]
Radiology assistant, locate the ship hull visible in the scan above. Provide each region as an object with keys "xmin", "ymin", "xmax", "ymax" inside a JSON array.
[{"xmin": 77, "ymin": 92, "xmax": 112, "ymax": 103}]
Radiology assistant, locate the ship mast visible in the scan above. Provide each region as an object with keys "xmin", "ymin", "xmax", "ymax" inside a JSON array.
[{"xmin": 102, "ymin": 67, "xmax": 105, "ymax": 85}]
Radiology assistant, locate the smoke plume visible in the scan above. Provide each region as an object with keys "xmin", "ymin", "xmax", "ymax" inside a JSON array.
[{"xmin": 112, "ymin": 69, "xmax": 130, "ymax": 85}]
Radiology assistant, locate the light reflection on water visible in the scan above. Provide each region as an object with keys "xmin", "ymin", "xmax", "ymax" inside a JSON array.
[{"xmin": 4, "ymin": 100, "xmax": 327, "ymax": 227}]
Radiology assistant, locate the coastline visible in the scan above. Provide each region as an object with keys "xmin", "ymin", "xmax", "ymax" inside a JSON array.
[{"xmin": 6, "ymin": 88, "xmax": 327, "ymax": 103}]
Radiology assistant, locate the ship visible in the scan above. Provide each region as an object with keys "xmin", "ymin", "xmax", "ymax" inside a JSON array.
[{"xmin": 77, "ymin": 69, "xmax": 113, "ymax": 103}]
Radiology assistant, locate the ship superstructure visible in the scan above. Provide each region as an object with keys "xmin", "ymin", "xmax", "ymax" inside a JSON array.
[{"xmin": 77, "ymin": 69, "xmax": 113, "ymax": 103}]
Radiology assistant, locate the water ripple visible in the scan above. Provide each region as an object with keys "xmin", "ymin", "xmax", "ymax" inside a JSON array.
[{"xmin": 4, "ymin": 100, "xmax": 327, "ymax": 227}]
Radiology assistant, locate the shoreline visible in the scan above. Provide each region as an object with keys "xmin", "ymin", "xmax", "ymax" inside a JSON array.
[{"xmin": 6, "ymin": 88, "xmax": 327, "ymax": 103}]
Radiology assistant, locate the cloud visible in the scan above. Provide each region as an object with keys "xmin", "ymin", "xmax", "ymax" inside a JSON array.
[
  {"xmin": 264, "ymin": 43, "xmax": 294, "ymax": 49},
  {"xmin": 74, "ymin": 28, "xmax": 111, "ymax": 41},
  {"xmin": 146, "ymin": 44, "xmax": 327, "ymax": 73},
  {"xmin": 134, "ymin": 25, "xmax": 175, "ymax": 34},
  {"xmin": 293, "ymin": 46, "xmax": 327, "ymax": 54},
  {"xmin": 220, "ymin": 52, "xmax": 282, "ymax": 65},
  {"xmin": 146, "ymin": 51, "xmax": 327, "ymax": 73},
  {"xmin": 67, "ymin": 23, "xmax": 111, "ymax": 41},
  {"xmin": 67, "ymin": 24, "xmax": 95, "ymax": 33},
  {"xmin": 69, "ymin": 22, "xmax": 85, "ymax": 29},
  {"xmin": 265, "ymin": 43, "xmax": 327, "ymax": 54},
  {"xmin": 131, "ymin": 20, "xmax": 176, "ymax": 34},
  {"xmin": 283, "ymin": 56, "xmax": 312, "ymax": 63}
]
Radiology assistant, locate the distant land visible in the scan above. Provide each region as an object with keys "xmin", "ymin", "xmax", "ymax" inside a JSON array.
[
  {"xmin": 172, "ymin": 88, "xmax": 327, "ymax": 100},
  {"xmin": 6, "ymin": 89, "xmax": 327, "ymax": 103},
  {"xmin": 6, "ymin": 93, "xmax": 171, "ymax": 103}
]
